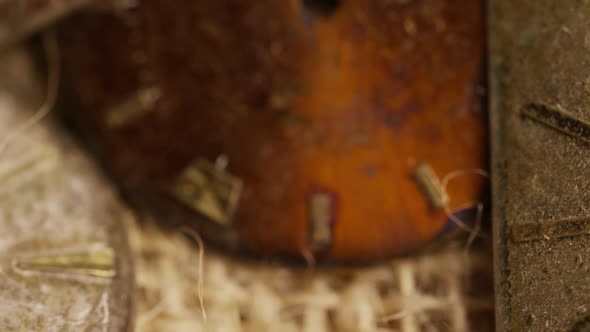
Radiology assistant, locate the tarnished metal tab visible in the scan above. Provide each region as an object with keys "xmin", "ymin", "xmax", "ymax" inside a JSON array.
[
  {"xmin": 13, "ymin": 245, "xmax": 117, "ymax": 281},
  {"xmin": 104, "ymin": 86, "xmax": 160, "ymax": 128},
  {"xmin": 308, "ymin": 191, "xmax": 335, "ymax": 250},
  {"xmin": 413, "ymin": 163, "xmax": 449, "ymax": 210},
  {"xmin": 169, "ymin": 158, "xmax": 242, "ymax": 226}
]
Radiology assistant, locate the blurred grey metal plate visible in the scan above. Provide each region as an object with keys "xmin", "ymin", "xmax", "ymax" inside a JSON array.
[{"xmin": 490, "ymin": 1, "xmax": 590, "ymax": 331}]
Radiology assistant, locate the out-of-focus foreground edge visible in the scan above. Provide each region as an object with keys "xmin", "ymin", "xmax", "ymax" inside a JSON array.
[{"xmin": 488, "ymin": 0, "xmax": 509, "ymax": 331}]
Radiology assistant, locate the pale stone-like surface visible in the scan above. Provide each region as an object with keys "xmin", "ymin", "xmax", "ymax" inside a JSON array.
[{"xmin": 0, "ymin": 48, "xmax": 133, "ymax": 332}]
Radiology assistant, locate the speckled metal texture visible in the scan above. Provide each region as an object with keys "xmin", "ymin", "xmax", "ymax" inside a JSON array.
[
  {"xmin": 490, "ymin": 1, "xmax": 590, "ymax": 331},
  {"xmin": 0, "ymin": 48, "xmax": 133, "ymax": 332},
  {"xmin": 56, "ymin": 0, "xmax": 487, "ymax": 263}
]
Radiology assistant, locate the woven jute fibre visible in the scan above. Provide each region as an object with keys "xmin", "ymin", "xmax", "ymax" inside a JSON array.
[{"xmin": 130, "ymin": 220, "xmax": 495, "ymax": 332}]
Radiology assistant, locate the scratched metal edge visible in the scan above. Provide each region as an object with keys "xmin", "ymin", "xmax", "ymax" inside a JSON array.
[{"xmin": 488, "ymin": 0, "xmax": 511, "ymax": 330}]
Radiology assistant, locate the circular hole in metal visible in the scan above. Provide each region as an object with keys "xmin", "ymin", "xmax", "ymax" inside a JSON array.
[{"xmin": 302, "ymin": 0, "xmax": 341, "ymax": 16}]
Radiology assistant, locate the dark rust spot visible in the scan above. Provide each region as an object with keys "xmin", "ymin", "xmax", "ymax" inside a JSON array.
[{"xmin": 374, "ymin": 88, "xmax": 424, "ymax": 132}]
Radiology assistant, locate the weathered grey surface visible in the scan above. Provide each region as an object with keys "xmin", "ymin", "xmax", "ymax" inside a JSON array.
[
  {"xmin": 491, "ymin": 1, "xmax": 590, "ymax": 331},
  {"xmin": 0, "ymin": 48, "xmax": 133, "ymax": 331}
]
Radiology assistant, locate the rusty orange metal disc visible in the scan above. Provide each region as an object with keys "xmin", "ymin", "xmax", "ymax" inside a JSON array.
[{"xmin": 58, "ymin": 0, "xmax": 487, "ymax": 263}]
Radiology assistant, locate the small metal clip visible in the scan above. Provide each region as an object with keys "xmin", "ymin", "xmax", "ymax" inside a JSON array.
[
  {"xmin": 413, "ymin": 163, "xmax": 449, "ymax": 210},
  {"xmin": 104, "ymin": 86, "xmax": 160, "ymax": 128},
  {"xmin": 12, "ymin": 245, "xmax": 116, "ymax": 280},
  {"xmin": 309, "ymin": 191, "xmax": 335, "ymax": 250},
  {"xmin": 169, "ymin": 158, "xmax": 243, "ymax": 226}
]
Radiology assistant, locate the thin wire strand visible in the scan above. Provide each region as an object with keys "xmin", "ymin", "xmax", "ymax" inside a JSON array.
[
  {"xmin": 300, "ymin": 247, "xmax": 316, "ymax": 269},
  {"xmin": 179, "ymin": 226, "xmax": 207, "ymax": 321},
  {"xmin": 0, "ymin": 29, "xmax": 60, "ymax": 155},
  {"xmin": 464, "ymin": 202, "xmax": 484, "ymax": 253},
  {"xmin": 440, "ymin": 168, "xmax": 489, "ymax": 234},
  {"xmin": 460, "ymin": 202, "xmax": 484, "ymax": 292}
]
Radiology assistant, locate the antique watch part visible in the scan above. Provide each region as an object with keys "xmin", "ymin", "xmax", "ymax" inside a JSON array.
[
  {"xmin": 58, "ymin": 0, "xmax": 487, "ymax": 263},
  {"xmin": 0, "ymin": 48, "xmax": 133, "ymax": 331},
  {"xmin": 491, "ymin": 1, "xmax": 590, "ymax": 330}
]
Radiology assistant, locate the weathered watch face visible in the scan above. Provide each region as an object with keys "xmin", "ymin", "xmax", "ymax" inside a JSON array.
[{"xmin": 58, "ymin": 0, "xmax": 486, "ymax": 263}]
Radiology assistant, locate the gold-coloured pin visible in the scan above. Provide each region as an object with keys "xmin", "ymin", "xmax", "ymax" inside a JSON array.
[
  {"xmin": 169, "ymin": 157, "xmax": 243, "ymax": 226},
  {"xmin": 413, "ymin": 163, "xmax": 449, "ymax": 210},
  {"xmin": 309, "ymin": 192, "xmax": 334, "ymax": 250},
  {"xmin": 12, "ymin": 246, "xmax": 116, "ymax": 280},
  {"xmin": 104, "ymin": 86, "xmax": 160, "ymax": 128}
]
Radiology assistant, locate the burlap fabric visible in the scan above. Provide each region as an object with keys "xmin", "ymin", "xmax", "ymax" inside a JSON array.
[{"xmin": 131, "ymin": 221, "xmax": 494, "ymax": 332}]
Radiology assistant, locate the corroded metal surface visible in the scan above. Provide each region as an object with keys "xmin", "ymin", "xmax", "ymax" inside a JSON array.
[
  {"xmin": 0, "ymin": 48, "xmax": 133, "ymax": 331},
  {"xmin": 490, "ymin": 1, "xmax": 590, "ymax": 331},
  {"xmin": 57, "ymin": 0, "xmax": 487, "ymax": 263}
]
